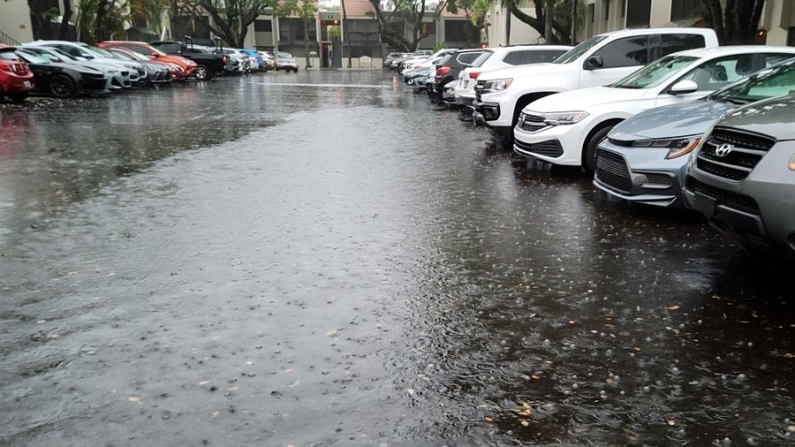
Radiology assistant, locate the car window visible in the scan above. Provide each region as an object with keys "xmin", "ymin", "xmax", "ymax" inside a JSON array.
[
  {"xmin": 0, "ymin": 51, "xmax": 21, "ymax": 61},
  {"xmin": 592, "ymin": 36, "xmax": 649, "ymax": 69},
  {"xmin": 711, "ymin": 60, "xmax": 795, "ymax": 103},
  {"xmin": 680, "ymin": 54, "xmax": 778, "ymax": 91},
  {"xmin": 468, "ymin": 52, "xmax": 490, "ymax": 67},
  {"xmin": 612, "ymin": 55, "xmax": 698, "ymax": 89},
  {"xmin": 502, "ymin": 50, "xmax": 523, "ymax": 65},
  {"xmin": 523, "ymin": 50, "xmax": 566, "ymax": 64},
  {"xmin": 457, "ymin": 52, "xmax": 483, "ymax": 66},
  {"xmin": 659, "ymin": 34, "xmax": 706, "ymax": 57},
  {"xmin": 554, "ymin": 35, "xmax": 607, "ymax": 64}
]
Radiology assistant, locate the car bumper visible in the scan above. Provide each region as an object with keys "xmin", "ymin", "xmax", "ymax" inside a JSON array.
[
  {"xmin": 683, "ymin": 140, "xmax": 795, "ymax": 256},
  {"xmin": 513, "ymin": 118, "xmax": 592, "ymax": 166},
  {"xmin": 2, "ymin": 73, "xmax": 35, "ymax": 92},
  {"xmin": 80, "ymin": 76, "xmax": 111, "ymax": 94},
  {"xmin": 593, "ymin": 141, "xmax": 688, "ymax": 208},
  {"xmin": 473, "ymin": 91, "xmax": 513, "ymax": 128}
]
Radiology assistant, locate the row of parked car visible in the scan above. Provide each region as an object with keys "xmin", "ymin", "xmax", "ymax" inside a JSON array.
[
  {"xmin": 398, "ymin": 27, "xmax": 795, "ymax": 258},
  {"xmin": 0, "ymin": 39, "xmax": 300, "ymax": 101}
]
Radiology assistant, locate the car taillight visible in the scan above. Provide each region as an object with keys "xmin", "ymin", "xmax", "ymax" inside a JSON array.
[
  {"xmin": 437, "ymin": 66, "xmax": 450, "ymax": 77},
  {"xmin": 469, "ymin": 72, "xmax": 480, "ymax": 80},
  {"xmin": 223, "ymin": 56, "xmax": 227, "ymax": 64}
]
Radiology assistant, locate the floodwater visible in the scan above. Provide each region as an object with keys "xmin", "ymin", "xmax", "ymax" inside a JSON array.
[{"xmin": 1, "ymin": 71, "xmax": 794, "ymax": 447}]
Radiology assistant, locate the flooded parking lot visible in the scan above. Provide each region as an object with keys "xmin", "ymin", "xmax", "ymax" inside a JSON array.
[{"xmin": 1, "ymin": 71, "xmax": 794, "ymax": 447}]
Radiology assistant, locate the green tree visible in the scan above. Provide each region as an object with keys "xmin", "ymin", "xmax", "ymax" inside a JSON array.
[
  {"xmin": 501, "ymin": 0, "xmax": 585, "ymax": 45},
  {"xmin": 368, "ymin": 0, "xmax": 448, "ymax": 51},
  {"xmin": 180, "ymin": 0, "xmax": 280, "ymax": 47},
  {"xmin": 700, "ymin": 0, "xmax": 765, "ymax": 45},
  {"xmin": 281, "ymin": 0, "xmax": 318, "ymax": 68},
  {"xmin": 447, "ymin": 0, "xmax": 493, "ymax": 46}
]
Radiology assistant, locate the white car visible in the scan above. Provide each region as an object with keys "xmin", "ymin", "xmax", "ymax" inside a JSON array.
[
  {"xmin": 454, "ymin": 45, "xmax": 571, "ymax": 109},
  {"xmin": 473, "ymin": 28, "xmax": 719, "ymax": 142},
  {"xmin": 400, "ymin": 48, "xmax": 455, "ymax": 73},
  {"xmin": 513, "ymin": 46, "xmax": 795, "ymax": 173},
  {"xmin": 25, "ymin": 40, "xmax": 140, "ymax": 87}
]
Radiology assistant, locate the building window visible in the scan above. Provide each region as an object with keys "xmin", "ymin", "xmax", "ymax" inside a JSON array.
[
  {"xmin": 626, "ymin": 0, "xmax": 651, "ymax": 28},
  {"xmin": 279, "ymin": 18, "xmax": 317, "ymax": 42},
  {"xmin": 604, "ymin": 0, "xmax": 610, "ymax": 21},
  {"xmin": 444, "ymin": 20, "xmax": 478, "ymax": 44},
  {"xmin": 254, "ymin": 20, "xmax": 272, "ymax": 32},
  {"xmin": 671, "ymin": 0, "xmax": 698, "ymax": 22}
]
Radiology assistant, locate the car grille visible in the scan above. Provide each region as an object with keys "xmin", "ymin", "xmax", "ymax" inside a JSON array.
[
  {"xmin": 595, "ymin": 149, "xmax": 632, "ymax": 193},
  {"xmin": 643, "ymin": 173, "xmax": 674, "ymax": 188},
  {"xmin": 519, "ymin": 113, "xmax": 547, "ymax": 132},
  {"xmin": 514, "ymin": 139, "xmax": 563, "ymax": 158},
  {"xmin": 686, "ymin": 177, "xmax": 760, "ymax": 215},
  {"xmin": 120, "ymin": 70, "xmax": 129, "ymax": 76},
  {"xmin": 695, "ymin": 127, "xmax": 775, "ymax": 181}
]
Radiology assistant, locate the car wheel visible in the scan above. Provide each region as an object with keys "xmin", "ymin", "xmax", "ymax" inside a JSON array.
[
  {"xmin": 583, "ymin": 126, "xmax": 613, "ymax": 175},
  {"xmin": 50, "ymin": 74, "xmax": 77, "ymax": 98},
  {"xmin": 8, "ymin": 91, "xmax": 29, "ymax": 103},
  {"xmin": 194, "ymin": 65, "xmax": 209, "ymax": 81}
]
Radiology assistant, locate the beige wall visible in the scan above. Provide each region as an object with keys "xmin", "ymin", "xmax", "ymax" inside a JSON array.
[
  {"xmin": 762, "ymin": 0, "xmax": 795, "ymax": 45},
  {"xmin": 0, "ymin": 0, "xmax": 34, "ymax": 44},
  {"xmin": 485, "ymin": 6, "xmax": 543, "ymax": 47}
]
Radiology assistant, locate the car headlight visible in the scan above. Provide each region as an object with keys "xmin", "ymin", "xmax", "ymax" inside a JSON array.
[
  {"xmin": 789, "ymin": 152, "xmax": 795, "ymax": 171},
  {"xmin": 538, "ymin": 111, "xmax": 589, "ymax": 126},
  {"xmin": 482, "ymin": 78, "xmax": 512, "ymax": 92},
  {"xmin": 632, "ymin": 136, "xmax": 702, "ymax": 159}
]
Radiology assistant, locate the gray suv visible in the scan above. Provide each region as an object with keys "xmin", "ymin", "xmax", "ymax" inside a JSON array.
[{"xmin": 683, "ymin": 93, "xmax": 795, "ymax": 257}]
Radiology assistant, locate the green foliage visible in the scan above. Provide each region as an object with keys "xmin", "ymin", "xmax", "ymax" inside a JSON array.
[
  {"xmin": 502, "ymin": 0, "xmax": 585, "ymax": 45},
  {"xmin": 328, "ymin": 25, "xmax": 341, "ymax": 41},
  {"xmin": 180, "ymin": 0, "xmax": 280, "ymax": 47}
]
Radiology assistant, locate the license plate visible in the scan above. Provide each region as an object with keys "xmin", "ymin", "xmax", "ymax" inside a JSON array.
[
  {"xmin": 693, "ymin": 192, "xmax": 717, "ymax": 216},
  {"xmin": 23, "ymin": 81, "xmax": 31, "ymax": 88}
]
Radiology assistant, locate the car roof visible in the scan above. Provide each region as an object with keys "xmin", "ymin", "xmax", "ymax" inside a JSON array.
[
  {"xmin": 595, "ymin": 27, "xmax": 716, "ymax": 38},
  {"xmin": 485, "ymin": 45, "xmax": 572, "ymax": 54}
]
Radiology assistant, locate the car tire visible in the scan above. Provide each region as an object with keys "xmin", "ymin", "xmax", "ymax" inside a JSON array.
[
  {"xmin": 50, "ymin": 74, "xmax": 77, "ymax": 98},
  {"xmin": 583, "ymin": 126, "xmax": 613, "ymax": 175},
  {"xmin": 8, "ymin": 91, "xmax": 29, "ymax": 103},
  {"xmin": 194, "ymin": 65, "xmax": 210, "ymax": 81}
]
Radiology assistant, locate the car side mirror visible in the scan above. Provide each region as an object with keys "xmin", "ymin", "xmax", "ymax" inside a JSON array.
[
  {"xmin": 669, "ymin": 79, "xmax": 699, "ymax": 95},
  {"xmin": 150, "ymin": 52, "xmax": 159, "ymax": 58},
  {"xmin": 82, "ymin": 53, "xmax": 94, "ymax": 59},
  {"xmin": 584, "ymin": 55, "xmax": 603, "ymax": 70}
]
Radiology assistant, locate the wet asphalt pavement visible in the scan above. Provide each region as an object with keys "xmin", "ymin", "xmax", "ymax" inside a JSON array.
[{"xmin": 2, "ymin": 71, "xmax": 795, "ymax": 447}]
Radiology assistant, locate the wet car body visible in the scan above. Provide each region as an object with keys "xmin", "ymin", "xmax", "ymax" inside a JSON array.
[
  {"xmin": 434, "ymin": 49, "xmax": 486, "ymax": 102},
  {"xmin": 0, "ymin": 47, "xmax": 35, "ymax": 102},
  {"xmin": 24, "ymin": 41, "xmax": 135, "ymax": 88},
  {"xmin": 595, "ymin": 57, "xmax": 795, "ymax": 207},
  {"xmin": 18, "ymin": 46, "xmax": 120, "ymax": 91},
  {"xmin": 105, "ymin": 48, "xmax": 174, "ymax": 84},
  {"xmin": 98, "ymin": 41, "xmax": 197, "ymax": 79},
  {"xmin": 684, "ymin": 94, "xmax": 795, "ymax": 257},
  {"xmin": 14, "ymin": 50, "xmax": 109, "ymax": 98}
]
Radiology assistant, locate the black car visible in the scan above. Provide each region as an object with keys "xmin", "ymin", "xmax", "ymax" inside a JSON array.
[
  {"xmin": 14, "ymin": 51, "xmax": 109, "ymax": 98},
  {"xmin": 149, "ymin": 41, "xmax": 227, "ymax": 80},
  {"xmin": 433, "ymin": 49, "xmax": 486, "ymax": 101}
]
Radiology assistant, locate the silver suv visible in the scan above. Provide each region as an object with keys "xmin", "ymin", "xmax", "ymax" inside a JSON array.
[{"xmin": 684, "ymin": 93, "xmax": 795, "ymax": 257}]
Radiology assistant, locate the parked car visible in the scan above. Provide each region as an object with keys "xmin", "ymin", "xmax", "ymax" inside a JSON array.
[
  {"xmin": 384, "ymin": 52, "xmax": 408, "ymax": 68},
  {"xmin": 514, "ymin": 46, "xmax": 795, "ymax": 173},
  {"xmin": 106, "ymin": 47, "xmax": 182, "ymax": 82},
  {"xmin": 434, "ymin": 49, "xmax": 486, "ymax": 101},
  {"xmin": 275, "ymin": 52, "xmax": 298, "ymax": 72},
  {"xmin": 683, "ymin": 93, "xmax": 795, "ymax": 257},
  {"xmin": 242, "ymin": 49, "xmax": 266, "ymax": 70},
  {"xmin": 217, "ymin": 48, "xmax": 251, "ymax": 74},
  {"xmin": 473, "ymin": 28, "xmax": 720, "ymax": 143},
  {"xmin": 454, "ymin": 45, "xmax": 571, "ymax": 110},
  {"xmin": 594, "ymin": 55, "xmax": 795, "ymax": 207},
  {"xmin": 399, "ymin": 48, "xmax": 456, "ymax": 73},
  {"xmin": 148, "ymin": 40, "xmax": 227, "ymax": 80},
  {"xmin": 24, "ymin": 40, "xmax": 143, "ymax": 86},
  {"xmin": 13, "ymin": 50, "xmax": 109, "ymax": 98},
  {"xmin": 0, "ymin": 47, "xmax": 35, "ymax": 102},
  {"xmin": 391, "ymin": 50, "xmax": 430, "ymax": 70},
  {"xmin": 261, "ymin": 51, "xmax": 276, "ymax": 70},
  {"xmin": 19, "ymin": 46, "xmax": 122, "ymax": 91},
  {"xmin": 98, "ymin": 41, "xmax": 197, "ymax": 78}
]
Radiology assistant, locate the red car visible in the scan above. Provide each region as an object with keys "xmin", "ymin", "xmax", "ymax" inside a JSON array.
[{"xmin": 0, "ymin": 45, "xmax": 35, "ymax": 103}]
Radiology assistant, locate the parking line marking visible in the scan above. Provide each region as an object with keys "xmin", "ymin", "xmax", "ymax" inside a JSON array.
[{"xmin": 246, "ymin": 82, "xmax": 387, "ymax": 89}]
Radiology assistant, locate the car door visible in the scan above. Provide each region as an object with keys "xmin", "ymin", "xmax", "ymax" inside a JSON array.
[{"xmin": 580, "ymin": 36, "xmax": 650, "ymax": 88}]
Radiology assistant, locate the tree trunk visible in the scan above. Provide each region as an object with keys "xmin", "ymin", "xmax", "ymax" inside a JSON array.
[
  {"xmin": 59, "ymin": 0, "xmax": 72, "ymax": 40},
  {"xmin": 341, "ymin": 0, "xmax": 352, "ymax": 68},
  {"xmin": 544, "ymin": 0, "xmax": 554, "ymax": 43},
  {"xmin": 304, "ymin": 20, "xmax": 311, "ymax": 68}
]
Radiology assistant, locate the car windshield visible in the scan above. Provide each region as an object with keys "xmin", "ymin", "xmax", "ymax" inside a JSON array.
[
  {"xmin": 612, "ymin": 55, "xmax": 699, "ymax": 89},
  {"xmin": 16, "ymin": 51, "xmax": 49, "ymax": 64},
  {"xmin": 709, "ymin": 59, "xmax": 795, "ymax": 104},
  {"xmin": 50, "ymin": 48, "xmax": 77, "ymax": 61},
  {"xmin": 0, "ymin": 50, "xmax": 22, "ymax": 61},
  {"xmin": 277, "ymin": 52, "xmax": 293, "ymax": 59},
  {"xmin": 553, "ymin": 35, "xmax": 608, "ymax": 64},
  {"xmin": 110, "ymin": 50, "xmax": 135, "ymax": 61},
  {"xmin": 91, "ymin": 47, "xmax": 115, "ymax": 58}
]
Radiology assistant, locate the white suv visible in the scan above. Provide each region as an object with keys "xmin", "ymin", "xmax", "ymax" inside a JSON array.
[
  {"xmin": 472, "ymin": 28, "xmax": 719, "ymax": 142},
  {"xmin": 454, "ymin": 45, "xmax": 571, "ymax": 109}
]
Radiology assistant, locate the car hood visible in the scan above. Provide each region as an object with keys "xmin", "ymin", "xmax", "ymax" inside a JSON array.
[
  {"xmin": 609, "ymin": 99, "xmax": 737, "ymax": 141},
  {"xmin": 528, "ymin": 86, "xmax": 654, "ymax": 112},
  {"xmin": 47, "ymin": 62, "xmax": 105, "ymax": 75},
  {"xmin": 716, "ymin": 94, "xmax": 795, "ymax": 141},
  {"xmin": 477, "ymin": 62, "xmax": 561, "ymax": 81}
]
